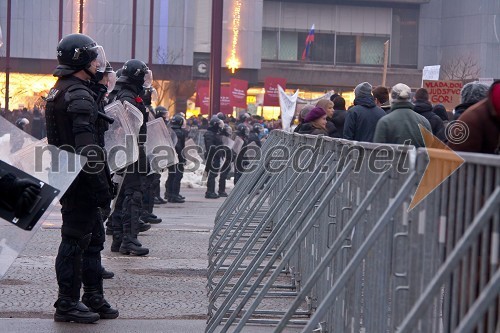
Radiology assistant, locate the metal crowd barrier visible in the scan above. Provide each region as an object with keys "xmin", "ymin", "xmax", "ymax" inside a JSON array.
[{"xmin": 206, "ymin": 131, "xmax": 500, "ymax": 333}]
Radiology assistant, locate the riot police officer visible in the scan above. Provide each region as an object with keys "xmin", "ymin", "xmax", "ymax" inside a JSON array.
[
  {"xmin": 218, "ymin": 124, "xmax": 233, "ymax": 197},
  {"xmin": 165, "ymin": 114, "xmax": 186, "ymax": 203},
  {"xmin": 248, "ymin": 123, "xmax": 263, "ymax": 148},
  {"xmin": 107, "ymin": 59, "xmax": 151, "ymax": 256},
  {"xmin": 204, "ymin": 117, "xmax": 224, "ymax": 199},
  {"xmin": 89, "ymin": 61, "xmax": 116, "ymax": 280},
  {"xmin": 234, "ymin": 123, "xmax": 249, "ymax": 184},
  {"xmin": 45, "ymin": 33, "xmax": 118, "ymax": 323}
]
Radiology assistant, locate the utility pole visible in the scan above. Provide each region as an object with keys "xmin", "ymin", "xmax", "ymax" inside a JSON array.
[
  {"xmin": 5, "ymin": 0, "xmax": 12, "ymax": 113},
  {"xmin": 209, "ymin": 0, "xmax": 223, "ymax": 118}
]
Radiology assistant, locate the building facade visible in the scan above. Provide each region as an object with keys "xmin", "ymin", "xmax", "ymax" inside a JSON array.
[{"xmin": 0, "ymin": 0, "xmax": 498, "ymax": 111}]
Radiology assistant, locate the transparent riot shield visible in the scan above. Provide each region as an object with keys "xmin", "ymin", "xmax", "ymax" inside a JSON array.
[
  {"xmin": 104, "ymin": 101, "xmax": 139, "ymax": 173},
  {"xmin": 0, "ymin": 117, "xmax": 85, "ymax": 278},
  {"xmin": 222, "ymin": 136, "xmax": 235, "ymax": 151},
  {"xmin": 145, "ymin": 118, "xmax": 178, "ymax": 173},
  {"xmin": 123, "ymin": 100, "xmax": 144, "ymax": 137},
  {"xmin": 232, "ymin": 136, "xmax": 244, "ymax": 155}
]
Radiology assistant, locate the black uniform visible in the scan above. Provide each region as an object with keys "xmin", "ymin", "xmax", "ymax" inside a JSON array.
[
  {"xmin": 108, "ymin": 75, "xmax": 150, "ymax": 256},
  {"xmin": 45, "ymin": 76, "xmax": 116, "ymax": 321},
  {"xmin": 204, "ymin": 124, "xmax": 223, "ymax": 197},
  {"xmin": 166, "ymin": 121, "xmax": 186, "ymax": 201},
  {"xmin": 234, "ymin": 136, "xmax": 249, "ymax": 185}
]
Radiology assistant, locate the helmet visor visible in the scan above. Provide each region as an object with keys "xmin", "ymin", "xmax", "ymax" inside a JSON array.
[
  {"xmin": 143, "ymin": 70, "xmax": 153, "ymax": 88},
  {"xmin": 107, "ymin": 71, "xmax": 117, "ymax": 93},
  {"xmin": 90, "ymin": 45, "xmax": 107, "ymax": 72},
  {"xmin": 150, "ymin": 87, "xmax": 158, "ymax": 103}
]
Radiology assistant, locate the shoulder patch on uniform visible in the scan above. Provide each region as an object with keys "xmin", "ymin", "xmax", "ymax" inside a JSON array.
[{"xmin": 46, "ymin": 88, "xmax": 59, "ymax": 102}]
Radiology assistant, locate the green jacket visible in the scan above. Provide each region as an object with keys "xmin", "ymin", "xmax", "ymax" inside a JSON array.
[{"xmin": 373, "ymin": 101, "xmax": 431, "ymax": 148}]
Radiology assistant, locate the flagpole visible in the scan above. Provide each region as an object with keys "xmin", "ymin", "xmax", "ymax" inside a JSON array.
[
  {"xmin": 382, "ymin": 40, "xmax": 389, "ymax": 87},
  {"xmin": 209, "ymin": 0, "xmax": 224, "ymax": 118}
]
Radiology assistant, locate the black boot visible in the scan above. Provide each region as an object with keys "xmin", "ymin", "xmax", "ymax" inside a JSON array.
[
  {"xmin": 82, "ymin": 286, "xmax": 119, "ymax": 319},
  {"xmin": 101, "ymin": 267, "xmax": 114, "ymax": 279},
  {"xmin": 139, "ymin": 219, "xmax": 152, "ymax": 231},
  {"xmin": 54, "ymin": 297, "xmax": 100, "ymax": 323},
  {"xmin": 110, "ymin": 232, "xmax": 122, "ymax": 252},
  {"xmin": 119, "ymin": 234, "xmax": 149, "ymax": 256}
]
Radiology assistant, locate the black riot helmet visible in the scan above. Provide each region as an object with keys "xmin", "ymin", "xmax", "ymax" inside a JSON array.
[
  {"xmin": 54, "ymin": 33, "xmax": 107, "ymax": 78},
  {"xmin": 252, "ymin": 123, "xmax": 263, "ymax": 133},
  {"xmin": 209, "ymin": 117, "xmax": 224, "ymax": 130},
  {"xmin": 236, "ymin": 123, "xmax": 249, "ymax": 137},
  {"xmin": 120, "ymin": 59, "xmax": 150, "ymax": 86},
  {"xmin": 221, "ymin": 124, "xmax": 233, "ymax": 137},
  {"xmin": 216, "ymin": 112, "xmax": 226, "ymax": 121},
  {"xmin": 170, "ymin": 114, "xmax": 185, "ymax": 127}
]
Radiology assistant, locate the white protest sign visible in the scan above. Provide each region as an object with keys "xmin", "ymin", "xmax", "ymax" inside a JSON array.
[
  {"xmin": 422, "ymin": 65, "xmax": 440, "ymax": 87},
  {"xmin": 278, "ymin": 85, "xmax": 299, "ymax": 132}
]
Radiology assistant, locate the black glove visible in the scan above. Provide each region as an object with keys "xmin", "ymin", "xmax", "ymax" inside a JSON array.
[{"xmin": 0, "ymin": 174, "xmax": 42, "ymax": 217}]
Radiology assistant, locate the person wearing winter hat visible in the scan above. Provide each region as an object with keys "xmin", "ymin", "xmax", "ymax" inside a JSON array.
[
  {"xmin": 413, "ymin": 88, "xmax": 446, "ymax": 141},
  {"xmin": 453, "ymin": 82, "xmax": 489, "ymax": 120},
  {"xmin": 294, "ymin": 104, "xmax": 315, "ymax": 133},
  {"xmin": 343, "ymin": 82, "xmax": 386, "ymax": 142},
  {"xmin": 373, "ymin": 83, "xmax": 431, "ymax": 148},
  {"xmin": 298, "ymin": 107, "xmax": 328, "ymax": 135},
  {"xmin": 448, "ymin": 80, "xmax": 500, "ymax": 154},
  {"xmin": 316, "ymin": 99, "xmax": 336, "ymax": 137}
]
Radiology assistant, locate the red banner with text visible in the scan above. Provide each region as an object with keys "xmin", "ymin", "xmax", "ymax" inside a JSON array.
[
  {"xmin": 264, "ymin": 77, "xmax": 287, "ymax": 106},
  {"xmin": 230, "ymin": 78, "xmax": 248, "ymax": 109}
]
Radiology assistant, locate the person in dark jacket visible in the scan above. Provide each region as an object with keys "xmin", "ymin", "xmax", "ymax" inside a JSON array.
[
  {"xmin": 165, "ymin": 114, "xmax": 187, "ymax": 202},
  {"xmin": 331, "ymin": 96, "xmax": 347, "ymax": 138},
  {"xmin": 31, "ymin": 107, "xmax": 45, "ymax": 139},
  {"xmin": 294, "ymin": 104, "xmax": 314, "ymax": 133},
  {"xmin": 413, "ymin": 88, "xmax": 446, "ymax": 141},
  {"xmin": 372, "ymin": 86, "xmax": 391, "ymax": 114},
  {"xmin": 453, "ymin": 82, "xmax": 489, "ymax": 120},
  {"xmin": 343, "ymin": 82, "xmax": 386, "ymax": 142},
  {"xmin": 298, "ymin": 107, "xmax": 329, "ymax": 135},
  {"xmin": 432, "ymin": 104, "xmax": 449, "ymax": 124},
  {"xmin": 204, "ymin": 117, "xmax": 224, "ymax": 199},
  {"xmin": 448, "ymin": 80, "xmax": 500, "ymax": 154}
]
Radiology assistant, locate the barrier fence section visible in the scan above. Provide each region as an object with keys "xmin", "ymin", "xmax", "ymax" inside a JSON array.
[{"xmin": 206, "ymin": 131, "xmax": 500, "ymax": 333}]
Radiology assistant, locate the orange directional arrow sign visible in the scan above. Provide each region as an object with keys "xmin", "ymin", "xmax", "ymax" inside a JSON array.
[{"xmin": 408, "ymin": 125, "xmax": 465, "ymax": 211}]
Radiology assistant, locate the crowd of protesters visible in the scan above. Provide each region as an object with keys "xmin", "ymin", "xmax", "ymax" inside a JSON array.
[{"xmin": 292, "ymin": 81, "xmax": 499, "ymax": 155}]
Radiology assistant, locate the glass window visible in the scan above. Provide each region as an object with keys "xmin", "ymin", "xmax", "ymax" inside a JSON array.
[
  {"xmin": 262, "ymin": 30, "xmax": 278, "ymax": 60},
  {"xmin": 391, "ymin": 8, "xmax": 418, "ymax": 66},
  {"xmin": 279, "ymin": 31, "xmax": 299, "ymax": 61},
  {"xmin": 297, "ymin": 32, "xmax": 335, "ymax": 63},
  {"xmin": 360, "ymin": 36, "xmax": 387, "ymax": 65},
  {"xmin": 336, "ymin": 35, "xmax": 356, "ymax": 64}
]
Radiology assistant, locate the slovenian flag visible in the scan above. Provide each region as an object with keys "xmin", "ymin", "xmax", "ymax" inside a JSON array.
[{"xmin": 301, "ymin": 24, "xmax": 315, "ymax": 60}]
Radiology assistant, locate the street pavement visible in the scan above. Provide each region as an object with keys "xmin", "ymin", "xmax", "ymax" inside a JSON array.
[{"xmin": 0, "ymin": 187, "xmax": 303, "ymax": 333}]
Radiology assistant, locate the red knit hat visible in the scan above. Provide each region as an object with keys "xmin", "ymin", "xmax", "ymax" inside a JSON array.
[{"xmin": 303, "ymin": 107, "xmax": 326, "ymax": 123}]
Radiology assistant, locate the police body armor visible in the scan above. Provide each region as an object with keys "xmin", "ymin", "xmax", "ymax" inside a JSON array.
[{"xmin": 45, "ymin": 77, "xmax": 99, "ymax": 148}]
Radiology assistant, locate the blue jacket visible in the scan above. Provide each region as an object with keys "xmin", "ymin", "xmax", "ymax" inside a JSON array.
[{"xmin": 343, "ymin": 96, "xmax": 386, "ymax": 142}]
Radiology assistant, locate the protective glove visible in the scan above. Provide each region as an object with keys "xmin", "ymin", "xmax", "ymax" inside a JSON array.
[{"xmin": 0, "ymin": 174, "xmax": 42, "ymax": 217}]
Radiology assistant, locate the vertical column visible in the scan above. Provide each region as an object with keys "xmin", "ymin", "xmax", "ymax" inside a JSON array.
[
  {"xmin": 58, "ymin": 0, "xmax": 63, "ymax": 40},
  {"xmin": 209, "ymin": 0, "xmax": 224, "ymax": 118},
  {"xmin": 4, "ymin": 0, "xmax": 11, "ymax": 113},
  {"xmin": 79, "ymin": 0, "xmax": 83, "ymax": 33},
  {"xmin": 148, "ymin": 0, "xmax": 155, "ymax": 66},
  {"xmin": 131, "ymin": 0, "xmax": 137, "ymax": 58}
]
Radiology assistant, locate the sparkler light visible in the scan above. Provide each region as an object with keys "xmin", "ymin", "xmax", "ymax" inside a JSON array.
[{"xmin": 226, "ymin": 0, "xmax": 241, "ymax": 74}]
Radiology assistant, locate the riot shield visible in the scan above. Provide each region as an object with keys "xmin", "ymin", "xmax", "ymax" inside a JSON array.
[
  {"xmin": 104, "ymin": 101, "xmax": 139, "ymax": 173},
  {"xmin": 123, "ymin": 100, "xmax": 144, "ymax": 137},
  {"xmin": 145, "ymin": 118, "xmax": 178, "ymax": 172},
  {"xmin": 0, "ymin": 116, "xmax": 85, "ymax": 279},
  {"xmin": 0, "ymin": 161, "xmax": 59, "ymax": 231},
  {"xmin": 232, "ymin": 136, "xmax": 244, "ymax": 155},
  {"xmin": 221, "ymin": 136, "xmax": 235, "ymax": 151}
]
